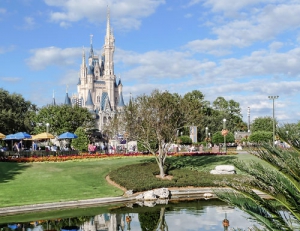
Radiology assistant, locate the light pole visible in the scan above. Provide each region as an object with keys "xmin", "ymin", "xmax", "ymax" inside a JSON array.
[
  {"xmin": 268, "ymin": 96, "xmax": 279, "ymax": 146},
  {"xmin": 46, "ymin": 123, "xmax": 50, "ymax": 147},
  {"xmin": 205, "ymin": 127, "xmax": 208, "ymax": 148},
  {"xmin": 46, "ymin": 123, "xmax": 50, "ymax": 133},
  {"xmin": 223, "ymin": 118, "xmax": 227, "ymax": 153},
  {"xmin": 247, "ymin": 107, "xmax": 250, "ymax": 132}
]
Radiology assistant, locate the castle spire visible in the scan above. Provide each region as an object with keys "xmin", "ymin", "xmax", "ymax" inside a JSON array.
[
  {"xmin": 52, "ymin": 90, "xmax": 56, "ymax": 105},
  {"xmin": 89, "ymin": 34, "xmax": 94, "ymax": 58},
  {"xmin": 106, "ymin": 5, "xmax": 111, "ymax": 39}
]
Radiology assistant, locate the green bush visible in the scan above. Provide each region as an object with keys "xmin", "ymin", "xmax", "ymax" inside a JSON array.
[
  {"xmin": 109, "ymin": 156, "xmax": 248, "ymax": 192},
  {"xmin": 178, "ymin": 135, "xmax": 192, "ymax": 145}
]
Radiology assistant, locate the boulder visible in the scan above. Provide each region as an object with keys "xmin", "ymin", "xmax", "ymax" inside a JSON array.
[
  {"xmin": 143, "ymin": 190, "xmax": 157, "ymax": 200},
  {"xmin": 153, "ymin": 188, "xmax": 169, "ymax": 199}
]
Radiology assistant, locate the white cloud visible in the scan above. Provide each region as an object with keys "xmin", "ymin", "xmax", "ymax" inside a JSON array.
[
  {"xmin": 45, "ymin": 0, "xmax": 165, "ymax": 30},
  {"xmin": 184, "ymin": 3, "xmax": 300, "ymax": 55},
  {"xmin": 0, "ymin": 77, "xmax": 22, "ymax": 82},
  {"xmin": 23, "ymin": 16, "xmax": 36, "ymax": 30},
  {"xmin": 26, "ymin": 47, "xmax": 82, "ymax": 70}
]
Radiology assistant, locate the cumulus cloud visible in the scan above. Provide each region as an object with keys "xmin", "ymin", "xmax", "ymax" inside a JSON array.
[
  {"xmin": 184, "ymin": 3, "xmax": 300, "ymax": 55},
  {"xmin": 26, "ymin": 47, "xmax": 82, "ymax": 70},
  {"xmin": 45, "ymin": 0, "xmax": 165, "ymax": 30}
]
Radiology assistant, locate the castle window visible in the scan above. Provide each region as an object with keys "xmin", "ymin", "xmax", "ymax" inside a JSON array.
[{"xmin": 97, "ymin": 95, "xmax": 100, "ymax": 103}]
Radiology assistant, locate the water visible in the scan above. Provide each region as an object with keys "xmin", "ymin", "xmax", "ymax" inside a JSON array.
[{"xmin": 0, "ymin": 199, "xmax": 260, "ymax": 231}]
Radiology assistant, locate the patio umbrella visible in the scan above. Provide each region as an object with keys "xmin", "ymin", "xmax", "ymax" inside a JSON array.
[
  {"xmin": 3, "ymin": 134, "xmax": 17, "ymax": 140},
  {"xmin": 58, "ymin": 132, "xmax": 78, "ymax": 139},
  {"xmin": 0, "ymin": 133, "xmax": 5, "ymax": 139},
  {"xmin": 34, "ymin": 132, "xmax": 55, "ymax": 140},
  {"xmin": 13, "ymin": 132, "xmax": 31, "ymax": 140}
]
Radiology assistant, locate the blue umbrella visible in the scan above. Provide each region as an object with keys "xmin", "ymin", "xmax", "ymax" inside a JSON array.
[
  {"xmin": 3, "ymin": 134, "xmax": 17, "ymax": 140},
  {"xmin": 13, "ymin": 132, "xmax": 31, "ymax": 139},
  {"xmin": 58, "ymin": 132, "xmax": 78, "ymax": 139}
]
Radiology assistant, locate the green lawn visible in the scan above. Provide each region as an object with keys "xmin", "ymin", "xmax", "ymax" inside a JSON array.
[
  {"xmin": 0, "ymin": 157, "xmax": 150, "ymax": 207},
  {"xmin": 0, "ymin": 153, "xmax": 262, "ymax": 208}
]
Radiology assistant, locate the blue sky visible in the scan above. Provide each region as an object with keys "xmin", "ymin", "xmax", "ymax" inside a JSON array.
[{"xmin": 1, "ymin": 0, "xmax": 300, "ymax": 125}]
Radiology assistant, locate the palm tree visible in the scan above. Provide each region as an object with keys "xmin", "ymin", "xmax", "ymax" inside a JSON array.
[{"xmin": 214, "ymin": 124, "xmax": 300, "ymax": 230}]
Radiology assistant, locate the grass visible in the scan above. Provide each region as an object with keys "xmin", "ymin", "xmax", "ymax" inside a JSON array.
[
  {"xmin": 0, "ymin": 157, "xmax": 151, "ymax": 207},
  {"xmin": 0, "ymin": 153, "xmax": 264, "ymax": 208}
]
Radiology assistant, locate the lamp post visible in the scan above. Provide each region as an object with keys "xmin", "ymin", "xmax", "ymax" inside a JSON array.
[
  {"xmin": 46, "ymin": 123, "xmax": 50, "ymax": 147},
  {"xmin": 205, "ymin": 127, "xmax": 208, "ymax": 148},
  {"xmin": 268, "ymin": 96, "xmax": 279, "ymax": 146},
  {"xmin": 247, "ymin": 107, "xmax": 250, "ymax": 132},
  {"xmin": 46, "ymin": 123, "xmax": 50, "ymax": 133},
  {"xmin": 223, "ymin": 118, "xmax": 227, "ymax": 153}
]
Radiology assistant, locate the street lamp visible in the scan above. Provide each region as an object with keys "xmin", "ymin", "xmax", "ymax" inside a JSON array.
[
  {"xmin": 223, "ymin": 118, "xmax": 227, "ymax": 153},
  {"xmin": 46, "ymin": 123, "xmax": 50, "ymax": 133},
  {"xmin": 247, "ymin": 107, "xmax": 250, "ymax": 132},
  {"xmin": 268, "ymin": 96, "xmax": 279, "ymax": 146},
  {"xmin": 205, "ymin": 127, "xmax": 208, "ymax": 148}
]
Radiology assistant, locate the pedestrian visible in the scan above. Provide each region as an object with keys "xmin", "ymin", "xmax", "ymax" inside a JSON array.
[
  {"xmin": 88, "ymin": 142, "xmax": 94, "ymax": 154},
  {"xmin": 13, "ymin": 142, "xmax": 19, "ymax": 153},
  {"xmin": 32, "ymin": 141, "xmax": 38, "ymax": 151},
  {"xmin": 18, "ymin": 140, "xmax": 23, "ymax": 151}
]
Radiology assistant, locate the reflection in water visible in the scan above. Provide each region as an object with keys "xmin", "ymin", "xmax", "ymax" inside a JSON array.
[{"xmin": 0, "ymin": 199, "xmax": 260, "ymax": 231}]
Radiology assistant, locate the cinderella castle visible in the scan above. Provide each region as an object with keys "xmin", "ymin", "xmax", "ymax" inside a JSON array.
[{"xmin": 62, "ymin": 9, "xmax": 125, "ymax": 131}]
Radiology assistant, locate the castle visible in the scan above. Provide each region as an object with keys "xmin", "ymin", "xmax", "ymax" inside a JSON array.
[{"xmin": 68, "ymin": 9, "xmax": 125, "ymax": 131}]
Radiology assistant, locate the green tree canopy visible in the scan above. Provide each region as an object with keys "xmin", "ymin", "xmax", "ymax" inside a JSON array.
[
  {"xmin": 212, "ymin": 131, "xmax": 235, "ymax": 144},
  {"xmin": 248, "ymin": 131, "xmax": 273, "ymax": 143},
  {"xmin": 251, "ymin": 116, "xmax": 274, "ymax": 132},
  {"xmin": 72, "ymin": 127, "xmax": 89, "ymax": 152},
  {"xmin": 124, "ymin": 89, "xmax": 204, "ymax": 177},
  {"xmin": 31, "ymin": 104, "xmax": 95, "ymax": 135},
  {"xmin": 0, "ymin": 88, "xmax": 37, "ymax": 134}
]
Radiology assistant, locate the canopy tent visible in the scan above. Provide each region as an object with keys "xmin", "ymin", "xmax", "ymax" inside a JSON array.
[
  {"xmin": 58, "ymin": 132, "xmax": 78, "ymax": 139},
  {"xmin": 13, "ymin": 132, "xmax": 31, "ymax": 140},
  {"xmin": 34, "ymin": 132, "xmax": 55, "ymax": 140},
  {"xmin": 3, "ymin": 134, "xmax": 17, "ymax": 140}
]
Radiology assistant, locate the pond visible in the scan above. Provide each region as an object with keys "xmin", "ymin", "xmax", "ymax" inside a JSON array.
[{"xmin": 0, "ymin": 199, "xmax": 260, "ymax": 231}]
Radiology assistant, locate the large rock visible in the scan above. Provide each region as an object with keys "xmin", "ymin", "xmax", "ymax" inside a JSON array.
[
  {"xmin": 143, "ymin": 190, "xmax": 157, "ymax": 200},
  {"xmin": 210, "ymin": 165, "xmax": 236, "ymax": 174},
  {"xmin": 153, "ymin": 188, "xmax": 169, "ymax": 199}
]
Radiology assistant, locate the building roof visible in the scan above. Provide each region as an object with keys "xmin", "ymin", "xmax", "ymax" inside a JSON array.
[
  {"xmin": 85, "ymin": 90, "xmax": 94, "ymax": 106},
  {"xmin": 64, "ymin": 93, "xmax": 71, "ymax": 105},
  {"xmin": 117, "ymin": 91, "xmax": 125, "ymax": 107}
]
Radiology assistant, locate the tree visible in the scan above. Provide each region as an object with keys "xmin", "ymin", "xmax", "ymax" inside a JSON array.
[
  {"xmin": 251, "ymin": 116, "xmax": 274, "ymax": 132},
  {"xmin": 0, "ymin": 88, "xmax": 37, "ymax": 134},
  {"xmin": 212, "ymin": 131, "xmax": 235, "ymax": 145},
  {"xmin": 248, "ymin": 131, "xmax": 273, "ymax": 143},
  {"xmin": 72, "ymin": 127, "xmax": 89, "ymax": 152},
  {"xmin": 31, "ymin": 104, "xmax": 95, "ymax": 135},
  {"xmin": 215, "ymin": 124, "xmax": 300, "ymax": 230},
  {"xmin": 124, "ymin": 90, "xmax": 203, "ymax": 178}
]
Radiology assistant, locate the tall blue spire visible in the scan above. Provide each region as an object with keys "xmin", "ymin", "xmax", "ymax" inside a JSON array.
[{"xmin": 85, "ymin": 89, "xmax": 94, "ymax": 106}]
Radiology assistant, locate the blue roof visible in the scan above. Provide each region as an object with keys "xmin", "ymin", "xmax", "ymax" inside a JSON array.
[
  {"xmin": 85, "ymin": 90, "xmax": 94, "ymax": 106},
  {"xmin": 100, "ymin": 92, "xmax": 108, "ymax": 111},
  {"xmin": 117, "ymin": 91, "xmax": 125, "ymax": 107},
  {"xmin": 87, "ymin": 65, "xmax": 94, "ymax": 75},
  {"xmin": 64, "ymin": 93, "xmax": 72, "ymax": 105}
]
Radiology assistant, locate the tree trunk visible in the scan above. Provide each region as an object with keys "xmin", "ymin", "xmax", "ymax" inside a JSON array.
[{"xmin": 158, "ymin": 158, "xmax": 165, "ymax": 178}]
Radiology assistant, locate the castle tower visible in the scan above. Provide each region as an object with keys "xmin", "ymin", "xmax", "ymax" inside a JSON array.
[{"xmin": 72, "ymin": 7, "xmax": 125, "ymax": 132}]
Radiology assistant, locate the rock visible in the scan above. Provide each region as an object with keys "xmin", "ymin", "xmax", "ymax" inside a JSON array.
[
  {"xmin": 135, "ymin": 194, "xmax": 144, "ymax": 201},
  {"xmin": 153, "ymin": 188, "xmax": 169, "ymax": 199},
  {"xmin": 215, "ymin": 165, "xmax": 235, "ymax": 171},
  {"xmin": 203, "ymin": 193, "xmax": 213, "ymax": 198},
  {"xmin": 144, "ymin": 201, "xmax": 156, "ymax": 207},
  {"xmin": 124, "ymin": 190, "xmax": 133, "ymax": 197},
  {"xmin": 210, "ymin": 170, "xmax": 236, "ymax": 174},
  {"xmin": 143, "ymin": 190, "xmax": 157, "ymax": 200}
]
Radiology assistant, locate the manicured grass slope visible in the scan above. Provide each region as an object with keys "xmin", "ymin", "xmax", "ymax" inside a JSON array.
[
  {"xmin": 0, "ymin": 157, "xmax": 149, "ymax": 207},
  {"xmin": 0, "ymin": 154, "xmax": 261, "ymax": 207}
]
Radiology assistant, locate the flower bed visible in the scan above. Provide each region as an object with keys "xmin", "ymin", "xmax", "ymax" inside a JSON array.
[{"xmin": 0, "ymin": 151, "xmax": 229, "ymax": 163}]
